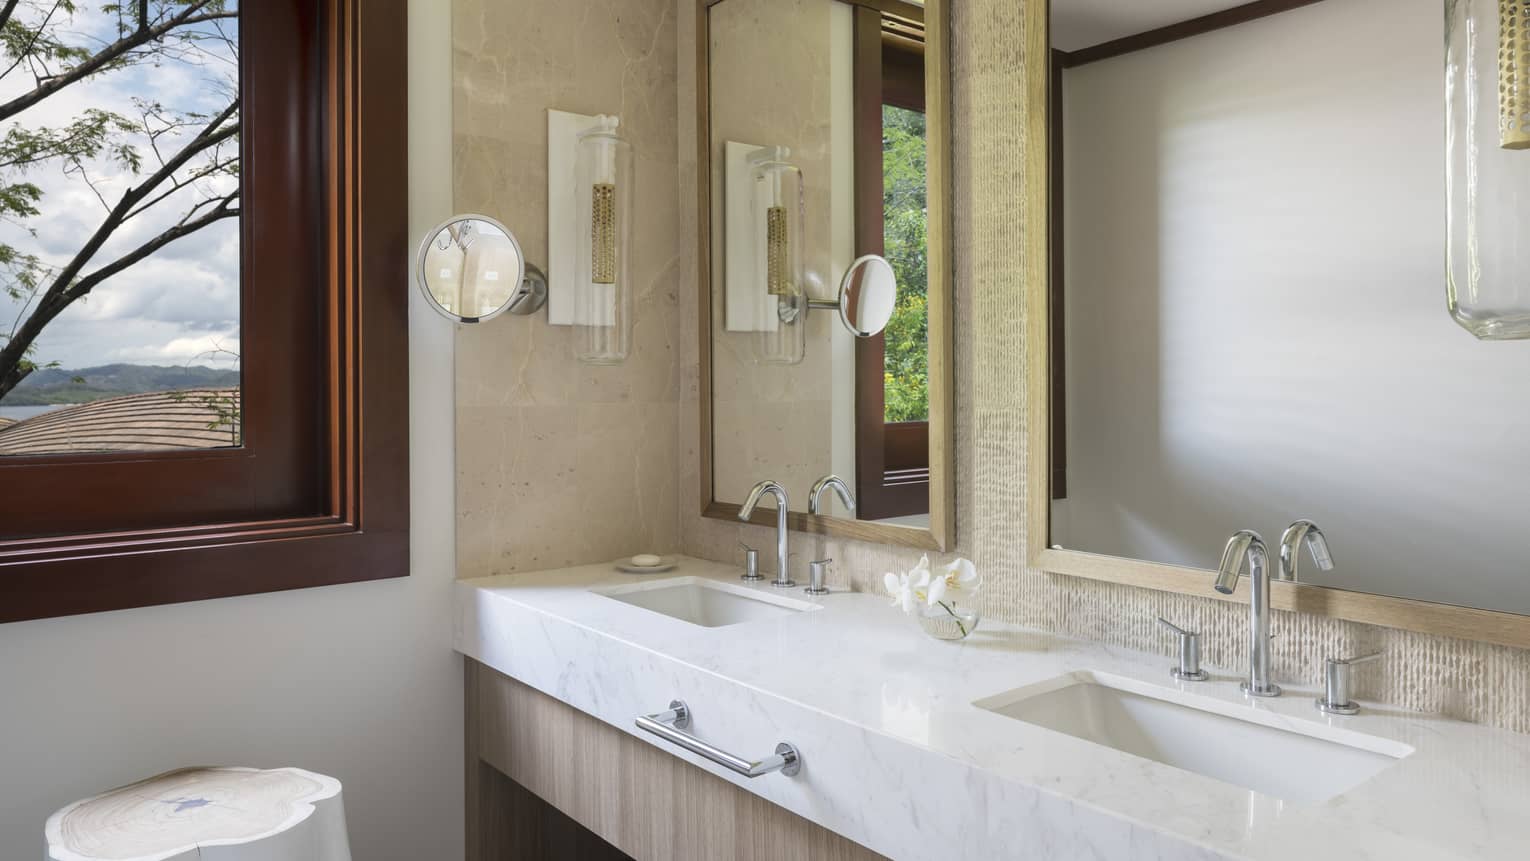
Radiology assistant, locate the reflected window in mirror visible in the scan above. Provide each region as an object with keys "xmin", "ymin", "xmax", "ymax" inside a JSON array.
[{"xmin": 856, "ymin": 7, "xmax": 930, "ymax": 524}]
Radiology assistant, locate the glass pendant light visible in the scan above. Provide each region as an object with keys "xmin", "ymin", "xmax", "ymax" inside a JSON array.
[
  {"xmin": 748, "ymin": 148, "xmax": 807, "ymax": 365},
  {"xmin": 1447, "ymin": 0, "xmax": 1530, "ymax": 339},
  {"xmin": 573, "ymin": 116, "xmax": 634, "ymax": 363}
]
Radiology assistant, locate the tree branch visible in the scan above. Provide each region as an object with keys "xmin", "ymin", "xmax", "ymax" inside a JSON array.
[
  {"xmin": 67, "ymin": 192, "xmax": 238, "ymax": 300},
  {"xmin": 0, "ymin": 104, "xmax": 238, "ymax": 386},
  {"xmin": 0, "ymin": 1, "xmax": 236, "ymax": 123},
  {"xmin": 0, "ymin": 359, "xmax": 31, "ymax": 400},
  {"xmin": 0, "ymin": 0, "xmax": 22, "ymax": 34},
  {"xmin": 0, "ymin": 192, "xmax": 238, "ymax": 396},
  {"xmin": 124, "ymin": 156, "xmax": 238, "ymax": 221},
  {"xmin": 0, "ymin": 0, "xmax": 65, "ymax": 87}
]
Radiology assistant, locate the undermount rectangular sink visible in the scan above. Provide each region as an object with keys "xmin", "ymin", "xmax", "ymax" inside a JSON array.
[
  {"xmin": 975, "ymin": 672, "xmax": 1413, "ymax": 803},
  {"xmin": 594, "ymin": 576, "xmax": 820, "ymax": 628}
]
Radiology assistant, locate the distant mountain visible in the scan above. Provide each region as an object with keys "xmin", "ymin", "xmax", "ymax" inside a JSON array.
[{"xmin": 3, "ymin": 364, "xmax": 240, "ymax": 406}]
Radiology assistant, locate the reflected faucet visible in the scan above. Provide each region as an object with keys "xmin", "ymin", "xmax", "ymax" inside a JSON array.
[
  {"xmin": 1214, "ymin": 530, "xmax": 1281, "ymax": 697},
  {"xmin": 740, "ymin": 480, "xmax": 794, "ymax": 588},
  {"xmin": 1279, "ymin": 519, "xmax": 1335, "ymax": 583},
  {"xmin": 808, "ymin": 474, "xmax": 856, "ymax": 516}
]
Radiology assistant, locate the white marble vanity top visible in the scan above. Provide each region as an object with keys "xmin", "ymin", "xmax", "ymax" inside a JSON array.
[{"xmin": 454, "ymin": 557, "xmax": 1530, "ymax": 861}]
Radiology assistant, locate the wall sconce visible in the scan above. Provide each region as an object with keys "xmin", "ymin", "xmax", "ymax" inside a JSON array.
[
  {"xmin": 549, "ymin": 110, "xmax": 633, "ymax": 364},
  {"xmin": 722, "ymin": 142, "xmax": 899, "ymax": 365},
  {"xmin": 1447, "ymin": 0, "xmax": 1530, "ymax": 339}
]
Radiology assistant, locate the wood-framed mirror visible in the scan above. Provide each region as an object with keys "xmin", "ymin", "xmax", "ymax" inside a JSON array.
[
  {"xmin": 696, "ymin": 0, "xmax": 954, "ymax": 550},
  {"xmin": 1030, "ymin": 0, "xmax": 1530, "ymax": 649}
]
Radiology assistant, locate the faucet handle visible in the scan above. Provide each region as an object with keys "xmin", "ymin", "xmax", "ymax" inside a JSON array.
[
  {"xmin": 1316, "ymin": 651, "xmax": 1384, "ymax": 715},
  {"xmin": 805, "ymin": 558, "xmax": 831, "ymax": 596},
  {"xmin": 1157, "ymin": 617, "xmax": 1208, "ymax": 681},
  {"xmin": 739, "ymin": 542, "xmax": 762, "ymax": 582}
]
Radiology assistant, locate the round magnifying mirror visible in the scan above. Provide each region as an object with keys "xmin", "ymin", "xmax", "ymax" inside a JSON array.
[
  {"xmin": 415, "ymin": 214, "xmax": 544, "ymax": 323},
  {"xmin": 836, "ymin": 254, "xmax": 897, "ymax": 338}
]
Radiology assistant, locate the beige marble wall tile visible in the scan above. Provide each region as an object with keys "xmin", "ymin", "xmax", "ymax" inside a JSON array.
[
  {"xmin": 453, "ymin": 0, "xmax": 680, "ymax": 577},
  {"xmin": 677, "ymin": 0, "xmax": 1530, "ymax": 733},
  {"xmin": 706, "ymin": 0, "xmax": 849, "ymax": 509}
]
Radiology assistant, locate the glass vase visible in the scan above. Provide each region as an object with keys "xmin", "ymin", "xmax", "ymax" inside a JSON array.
[{"xmin": 916, "ymin": 600, "xmax": 980, "ymax": 641}]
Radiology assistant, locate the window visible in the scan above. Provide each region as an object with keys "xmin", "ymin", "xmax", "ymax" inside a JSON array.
[
  {"xmin": 0, "ymin": 0, "xmax": 409, "ymax": 623},
  {"xmin": 0, "ymin": 2, "xmax": 243, "ymax": 455},
  {"xmin": 855, "ymin": 7, "xmax": 929, "ymax": 520}
]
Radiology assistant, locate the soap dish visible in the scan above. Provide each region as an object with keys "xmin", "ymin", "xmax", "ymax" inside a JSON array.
[{"xmin": 616, "ymin": 555, "xmax": 677, "ymax": 574}]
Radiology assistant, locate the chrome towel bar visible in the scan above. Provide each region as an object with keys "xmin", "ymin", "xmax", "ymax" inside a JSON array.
[{"xmin": 635, "ymin": 700, "xmax": 801, "ymax": 778}]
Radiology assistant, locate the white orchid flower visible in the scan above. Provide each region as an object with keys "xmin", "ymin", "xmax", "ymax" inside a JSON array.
[
  {"xmin": 910, "ymin": 554, "xmax": 931, "ymax": 580},
  {"xmin": 927, "ymin": 557, "xmax": 981, "ymax": 607},
  {"xmin": 883, "ymin": 557, "xmax": 933, "ymax": 616}
]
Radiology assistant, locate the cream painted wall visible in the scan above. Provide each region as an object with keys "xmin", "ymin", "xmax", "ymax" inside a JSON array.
[
  {"xmin": 451, "ymin": 0, "xmax": 682, "ymax": 577},
  {"xmin": 678, "ymin": 0, "xmax": 1530, "ymax": 733},
  {"xmin": 0, "ymin": 3, "xmax": 464, "ymax": 856}
]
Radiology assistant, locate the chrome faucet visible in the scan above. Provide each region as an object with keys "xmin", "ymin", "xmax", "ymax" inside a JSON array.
[
  {"xmin": 1279, "ymin": 519, "xmax": 1335, "ymax": 583},
  {"xmin": 740, "ymin": 480, "xmax": 794, "ymax": 588},
  {"xmin": 1214, "ymin": 530, "xmax": 1281, "ymax": 697},
  {"xmin": 808, "ymin": 474, "xmax": 855, "ymax": 516}
]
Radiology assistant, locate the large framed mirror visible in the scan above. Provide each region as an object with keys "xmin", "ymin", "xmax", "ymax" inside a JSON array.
[
  {"xmin": 697, "ymin": 0, "xmax": 953, "ymax": 550},
  {"xmin": 1033, "ymin": 0, "xmax": 1530, "ymax": 647}
]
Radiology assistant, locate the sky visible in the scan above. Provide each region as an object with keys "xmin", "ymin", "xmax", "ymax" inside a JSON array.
[{"xmin": 0, "ymin": 2, "xmax": 241, "ymax": 371}]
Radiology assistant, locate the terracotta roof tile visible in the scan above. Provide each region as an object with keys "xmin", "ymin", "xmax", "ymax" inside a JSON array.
[{"xmin": 0, "ymin": 388, "xmax": 241, "ymax": 455}]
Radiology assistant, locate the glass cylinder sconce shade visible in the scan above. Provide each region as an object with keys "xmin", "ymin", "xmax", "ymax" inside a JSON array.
[
  {"xmin": 749, "ymin": 152, "xmax": 807, "ymax": 365},
  {"xmin": 1447, "ymin": 0, "xmax": 1530, "ymax": 339},
  {"xmin": 573, "ymin": 117, "xmax": 634, "ymax": 363}
]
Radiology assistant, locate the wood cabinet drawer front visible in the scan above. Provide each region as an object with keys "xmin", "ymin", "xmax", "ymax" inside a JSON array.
[{"xmin": 466, "ymin": 659, "xmax": 884, "ymax": 861}]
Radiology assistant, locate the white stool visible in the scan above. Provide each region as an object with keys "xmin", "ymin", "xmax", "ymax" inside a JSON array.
[{"xmin": 45, "ymin": 766, "xmax": 352, "ymax": 861}]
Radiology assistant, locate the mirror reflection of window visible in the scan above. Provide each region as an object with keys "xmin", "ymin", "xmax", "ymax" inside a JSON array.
[{"xmin": 855, "ymin": 12, "xmax": 930, "ymax": 524}]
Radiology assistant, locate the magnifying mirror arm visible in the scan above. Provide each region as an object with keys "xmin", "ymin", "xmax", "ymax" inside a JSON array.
[{"xmin": 506, "ymin": 262, "xmax": 548, "ymax": 316}]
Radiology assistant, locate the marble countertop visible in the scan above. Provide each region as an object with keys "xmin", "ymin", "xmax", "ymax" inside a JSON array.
[{"xmin": 454, "ymin": 557, "xmax": 1530, "ymax": 861}]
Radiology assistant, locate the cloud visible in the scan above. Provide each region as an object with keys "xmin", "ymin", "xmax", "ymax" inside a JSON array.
[{"xmin": 113, "ymin": 331, "xmax": 241, "ymax": 367}]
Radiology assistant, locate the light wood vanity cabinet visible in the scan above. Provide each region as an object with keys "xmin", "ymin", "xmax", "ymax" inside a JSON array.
[{"xmin": 465, "ymin": 659, "xmax": 884, "ymax": 861}]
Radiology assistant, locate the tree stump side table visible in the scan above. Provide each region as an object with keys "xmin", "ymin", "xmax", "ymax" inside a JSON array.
[{"xmin": 45, "ymin": 766, "xmax": 351, "ymax": 861}]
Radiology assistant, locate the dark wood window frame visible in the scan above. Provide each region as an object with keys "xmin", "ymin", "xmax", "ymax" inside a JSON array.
[
  {"xmin": 854, "ymin": 5, "xmax": 929, "ymax": 521},
  {"xmin": 0, "ymin": 0, "xmax": 409, "ymax": 623}
]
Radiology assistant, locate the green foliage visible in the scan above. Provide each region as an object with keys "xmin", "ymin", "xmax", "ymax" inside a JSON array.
[
  {"xmin": 0, "ymin": 108, "xmax": 141, "ymax": 220},
  {"xmin": 882, "ymin": 105, "xmax": 928, "ymax": 423},
  {"xmin": 0, "ymin": 3, "xmax": 90, "ymax": 71},
  {"xmin": 168, "ymin": 386, "xmax": 241, "ymax": 444}
]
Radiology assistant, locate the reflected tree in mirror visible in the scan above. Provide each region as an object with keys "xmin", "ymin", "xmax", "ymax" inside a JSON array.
[
  {"xmin": 0, "ymin": 0, "xmax": 241, "ymax": 454},
  {"xmin": 882, "ymin": 104, "xmax": 927, "ymax": 422}
]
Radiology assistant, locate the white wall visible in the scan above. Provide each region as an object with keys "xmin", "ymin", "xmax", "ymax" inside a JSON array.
[
  {"xmin": 1055, "ymin": 0, "xmax": 1530, "ymax": 613},
  {"xmin": 0, "ymin": 2, "xmax": 464, "ymax": 856}
]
